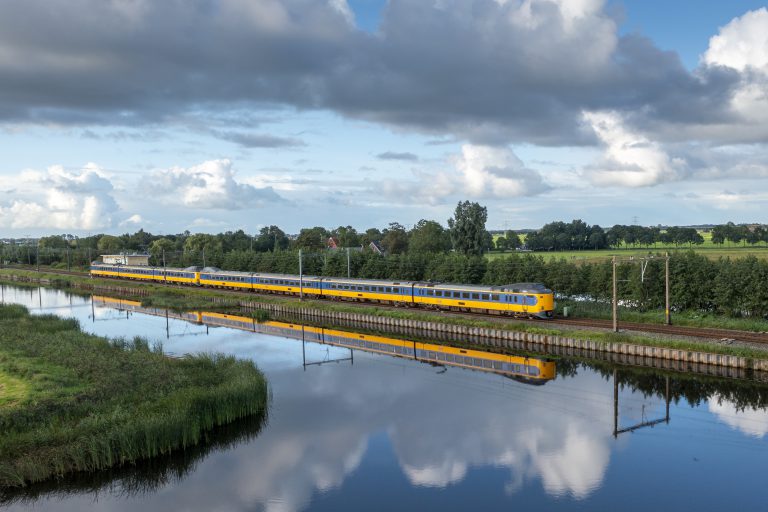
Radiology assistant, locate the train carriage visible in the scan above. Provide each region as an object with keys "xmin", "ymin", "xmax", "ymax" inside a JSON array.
[
  {"xmin": 156, "ymin": 267, "xmax": 200, "ymax": 285},
  {"xmin": 198, "ymin": 268, "xmax": 253, "ymax": 290},
  {"xmin": 91, "ymin": 263, "xmax": 157, "ymax": 281},
  {"xmin": 321, "ymin": 277, "xmax": 414, "ymax": 304},
  {"xmin": 252, "ymin": 273, "xmax": 323, "ymax": 296}
]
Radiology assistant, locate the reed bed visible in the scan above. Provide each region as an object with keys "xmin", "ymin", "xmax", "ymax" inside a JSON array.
[{"xmin": 0, "ymin": 304, "xmax": 268, "ymax": 488}]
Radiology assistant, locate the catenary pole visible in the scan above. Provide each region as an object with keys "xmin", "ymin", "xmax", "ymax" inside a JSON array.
[
  {"xmin": 612, "ymin": 256, "xmax": 618, "ymax": 332},
  {"xmin": 665, "ymin": 252, "xmax": 671, "ymax": 325},
  {"xmin": 299, "ymin": 249, "xmax": 304, "ymax": 300}
]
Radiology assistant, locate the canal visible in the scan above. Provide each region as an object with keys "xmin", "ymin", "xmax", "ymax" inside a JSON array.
[{"xmin": 1, "ymin": 285, "xmax": 767, "ymax": 511}]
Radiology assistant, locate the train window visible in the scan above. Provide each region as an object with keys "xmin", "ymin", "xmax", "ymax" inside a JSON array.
[
  {"xmin": 471, "ymin": 293, "xmax": 479, "ymax": 299},
  {"xmin": 426, "ymin": 290, "xmax": 434, "ymax": 296},
  {"xmin": 386, "ymin": 287, "xmax": 392, "ymax": 293},
  {"xmin": 462, "ymin": 292, "xmax": 470, "ymax": 299},
  {"xmin": 481, "ymin": 293, "xmax": 489, "ymax": 300}
]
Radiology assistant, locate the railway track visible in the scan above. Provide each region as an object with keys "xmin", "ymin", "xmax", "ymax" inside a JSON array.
[
  {"xmin": 554, "ymin": 317, "xmax": 768, "ymax": 344},
  {"xmin": 3, "ymin": 265, "xmax": 768, "ymax": 345}
]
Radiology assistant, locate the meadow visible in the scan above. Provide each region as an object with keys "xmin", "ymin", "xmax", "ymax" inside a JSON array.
[{"xmin": 490, "ymin": 231, "xmax": 768, "ymax": 262}]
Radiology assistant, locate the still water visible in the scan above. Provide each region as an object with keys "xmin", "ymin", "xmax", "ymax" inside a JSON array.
[{"xmin": 2, "ymin": 285, "xmax": 768, "ymax": 511}]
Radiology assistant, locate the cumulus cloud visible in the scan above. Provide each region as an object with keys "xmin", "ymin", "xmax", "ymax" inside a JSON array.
[
  {"xmin": 0, "ymin": 164, "xmax": 119, "ymax": 230},
  {"xmin": 583, "ymin": 111, "xmax": 685, "ymax": 187},
  {"xmin": 144, "ymin": 159, "xmax": 283, "ymax": 210},
  {"xmin": 375, "ymin": 144, "xmax": 549, "ymax": 206},
  {"xmin": 684, "ymin": 8, "xmax": 768, "ymax": 141},
  {"xmin": 455, "ymin": 144, "xmax": 551, "ymax": 197},
  {"xmin": 703, "ymin": 8, "xmax": 768, "ymax": 73}
]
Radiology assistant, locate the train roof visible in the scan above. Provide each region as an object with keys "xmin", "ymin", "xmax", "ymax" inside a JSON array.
[
  {"xmin": 416, "ymin": 281, "xmax": 551, "ymax": 293},
  {"xmin": 252, "ymin": 272, "xmax": 322, "ymax": 281},
  {"xmin": 496, "ymin": 283, "xmax": 552, "ymax": 293},
  {"xmin": 320, "ymin": 277, "xmax": 417, "ymax": 286}
]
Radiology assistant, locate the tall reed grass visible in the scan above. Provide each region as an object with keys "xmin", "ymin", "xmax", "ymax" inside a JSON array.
[{"xmin": 0, "ymin": 304, "xmax": 268, "ymax": 488}]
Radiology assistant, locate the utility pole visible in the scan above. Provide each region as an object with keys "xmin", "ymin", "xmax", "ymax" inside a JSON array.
[
  {"xmin": 162, "ymin": 249, "xmax": 167, "ymax": 283},
  {"xmin": 36, "ymin": 242, "xmax": 40, "ymax": 272},
  {"xmin": 665, "ymin": 252, "xmax": 671, "ymax": 325},
  {"xmin": 299, "ymin": 249, "xmax": 304, "ymax": 301},
  {"xmin": 612, "ymin": 255, "xmax": 618, "ymax": 332},
  {"xmin": 202, "ymin": 248, "xmax": 206, "ymax": 268},
  {"xmin": 347, "ymin": 248, "xmax": 351, "ymax": 278},
  {"xmin": 67, "ymin": 246, "xmax": 71, "ymax": 271}
]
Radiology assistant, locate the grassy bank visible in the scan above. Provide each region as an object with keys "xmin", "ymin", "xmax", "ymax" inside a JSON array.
[
  {"xmin": 0, "ymin": 304, "xmax": 268, "ymax": 488},
  {"xmin": 558, "ymin": 299, "xmax": 768, "ymax": 333}
]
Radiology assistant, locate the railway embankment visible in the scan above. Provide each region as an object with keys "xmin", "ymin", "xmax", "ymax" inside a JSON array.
[
  {"xmin": 2, "ymin": 268, "xmax": 768, "ymax": 372},
  {"xmin": 0, "ymin": 302, "xmax": 268, "ymax": 488}
]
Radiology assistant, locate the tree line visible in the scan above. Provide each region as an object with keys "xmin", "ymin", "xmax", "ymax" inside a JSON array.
[{"xmin": 523, "ymin": 220, "xmax": 768, "ymax": 251}]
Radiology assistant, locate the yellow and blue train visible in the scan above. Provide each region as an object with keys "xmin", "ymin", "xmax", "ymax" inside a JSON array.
[
  {"xmin": 90, "ymin": 263, "xmax": 555, "ymax": 319},
  {"xmin": 92, "ymin": 296, "xmax": 557, "ymax": 384}
]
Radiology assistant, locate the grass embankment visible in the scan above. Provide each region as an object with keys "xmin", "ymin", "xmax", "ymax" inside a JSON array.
[
  {"xmin": 0, "ymin": 304, "xmax": 268, "ymax": 488},
  {"xmin": 3, "ymin": 268, "xmax": 768, "ymax": 361},
  {"xmin": 558, "ymin": 299, "xmax": 768, "ymax": 333}
]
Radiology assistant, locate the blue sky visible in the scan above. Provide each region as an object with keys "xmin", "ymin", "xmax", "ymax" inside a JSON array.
[{"xmin": 0, "ymin": 0, "xmax": 767, "ymax": 236}]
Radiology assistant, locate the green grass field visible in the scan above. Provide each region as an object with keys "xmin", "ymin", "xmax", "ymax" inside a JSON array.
[{"xmin": 491, "ymin": 231, "xmax": 768, "ymax": 262}]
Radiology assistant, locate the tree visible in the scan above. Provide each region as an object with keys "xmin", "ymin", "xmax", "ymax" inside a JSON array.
[
  {"xmin": 184, "ymin": 234, "xmax": 222, "ymax": 253},
  {"xmin": 125, "ymin": 229, "xmax": 153, "ymax": 251},
  {"xmin": 38, "ymin": 235, "xmax": 69, "ymax": 249},
  {"xmin": 218, "ymin": 229, "xmax": 251, "ymax": 252},
  {"xmin": 409, "ymin": 219, "xmax": 451, "ymax": 253},
  {"xmin": 149, "ymin": 238, "xmax": 175, "ymax": 264},
  {"xmin": 97, "ymin": 235, "xmax": 124, "ymax": 253},
  {"xmin": 361, "ymin": 228, "xmax": 383, "ymax": 247},
  {"xmin": 293, "ymin": 227, "xmax": 329, "ymax": 251},
  {"xmin": 254, "ymin": 226, "xmax": 289, "ymax": 252},
  {"xmin": 381, "ymin": 222, "xmax": 409, "ymax": 254},
  {"xmin": 504, "ymin": 230, "xmax": 522, "ymax": 250},
  {"xmin": 331, "ymin": 226, "xmax": 361, "ymax": 248},
  {"xmin": 448, "ymin": 201, "xmax": 491, "ymax": 256}
]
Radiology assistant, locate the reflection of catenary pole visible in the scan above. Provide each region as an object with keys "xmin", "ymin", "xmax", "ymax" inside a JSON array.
[{"xmin": 613, "ymin": 371, "xmax": 670, "ymax": 438}]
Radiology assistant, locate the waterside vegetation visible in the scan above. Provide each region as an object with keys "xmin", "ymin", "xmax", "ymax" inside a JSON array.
[{"xmin": 0, "ymin": 304, "xmax": 268, "ymax": 488}]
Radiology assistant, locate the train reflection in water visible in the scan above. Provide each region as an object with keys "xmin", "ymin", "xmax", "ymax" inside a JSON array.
[{"xmin": 92, "ymin": 296, "xmax": 556, "ymax": 385}]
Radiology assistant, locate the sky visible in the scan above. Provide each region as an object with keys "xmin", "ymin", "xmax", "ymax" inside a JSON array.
[{"xmin": 0, "ymin": 0, "xmax": 767, "ymax": 236}]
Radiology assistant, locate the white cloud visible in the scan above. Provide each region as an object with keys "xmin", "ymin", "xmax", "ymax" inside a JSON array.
[
  {"xmin": 145, "ymin": 159, "xmax": 283, "ymax": 210},
  {"xmin": 703, "ymin": 8, "xmax": 768, "ymax": 73},
  {"xmin": 455, "ymin": 144, "xmax": 551, "ymax": 198},
  {"xmin": 583, "ymin": 111, "xmax": 685, "ymax": 187},
  {"xmin": 119, "ymin": 214, "xmax": 143, "ymax": 227},
  {"xmin": 700, "ymin": 9, "xmax": 768, "ymax": 129},
  {"xmin": 0, "ymin": 164, "xmax": 119, "ymax": 230},
  {"xmin": 709, "ymin": 394, "xmax": 768, "ymax": 438}
]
